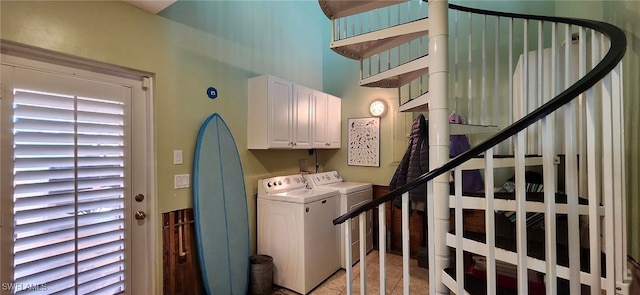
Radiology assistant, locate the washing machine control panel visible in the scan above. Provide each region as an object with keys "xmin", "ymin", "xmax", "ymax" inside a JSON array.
[
  {"xmin": 308, "ymin": 171, "xmax": 343, "ymax": 186},
  {"xmin": 258, "ymin": 174, "xmax": 308, "ymax": 194}
]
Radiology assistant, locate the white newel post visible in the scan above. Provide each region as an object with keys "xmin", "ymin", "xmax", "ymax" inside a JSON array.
[{"xmin": 428, "ymin": 0, "xmax": 450, "ymax": 294}]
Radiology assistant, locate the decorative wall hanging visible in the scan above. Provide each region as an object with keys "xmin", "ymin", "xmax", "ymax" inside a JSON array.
[{"xmin": 347, "ymin": 117, "xmax": 380, "ymax": 167}]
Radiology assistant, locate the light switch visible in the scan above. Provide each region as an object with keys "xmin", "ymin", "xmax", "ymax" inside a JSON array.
[
  {"xmin": 173, "ymin": 150, "xmax": 183, "ymax": 165},
  {"xmin": 174, "ymin": 174, "xmax": 190, "ymax": 189}
]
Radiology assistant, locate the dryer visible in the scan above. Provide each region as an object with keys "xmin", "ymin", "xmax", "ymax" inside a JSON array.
[
  {"xmin": 257, "ymin": 174, "xmax": 340, "ymax": 294},
  {"xmin": 304, "ymin": 171, "xmax": 373, "ymax": 268}
]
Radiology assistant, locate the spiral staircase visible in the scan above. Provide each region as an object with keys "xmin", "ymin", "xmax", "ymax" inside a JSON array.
[{"xmin": 321, "ymin": 0, "xmax": 630, "ymax": 294}]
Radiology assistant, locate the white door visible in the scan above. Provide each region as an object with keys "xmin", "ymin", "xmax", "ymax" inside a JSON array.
[
  {"xmin": 312, "ymin": 91, "xmax": 328, "ymax": 148},
  {"xmin": 0, "ymin": 56, "xmax": 153, "ymax": 294},
  {"xmin": 292, "ymin": 85, "xmax": 312, "ymax": 149},
  {"xmin": 267, "ymin": 76, "xmax": 294, "ymax": 148},
  {"xmin": 326, "ymin": 95, "xmax": 341, "ymax": 148}
]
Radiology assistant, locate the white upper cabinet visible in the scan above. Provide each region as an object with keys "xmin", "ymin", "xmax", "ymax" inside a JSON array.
[
  {"xmin": 248, "ymin": 75, "xmax": 294, "ymax": 149},
  {"xmin": 313, "ymin": 91, "xmax": 341, "ymax": 149},
  {"xmin": 248, "ymin": 75, "xmax": 341, "ymax": 149}
]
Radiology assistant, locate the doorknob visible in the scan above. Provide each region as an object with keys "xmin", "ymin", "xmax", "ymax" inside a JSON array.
[
  {"xmin": 135, "ymin": 211, "xmax": 147, "ymax": 220},
  {"xmin": 135, "ymin": 194, "xmax": 145, "ymax": 202}
]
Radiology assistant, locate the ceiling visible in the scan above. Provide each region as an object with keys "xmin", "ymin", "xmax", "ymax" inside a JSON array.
[{"xmin": 122, "ymin": 0, "xmax": 177, "ymax": 14}]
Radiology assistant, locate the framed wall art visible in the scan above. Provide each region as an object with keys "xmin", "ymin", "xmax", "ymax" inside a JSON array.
[{"xmin": 347, "ymin": 117, "xmax": 380, "ymax": 167}]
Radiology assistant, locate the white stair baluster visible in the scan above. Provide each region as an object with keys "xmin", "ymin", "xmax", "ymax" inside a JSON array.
[
  {"xmin": 485, "ymin": 149, "xmax": 496, "ymax": 294},
  {"xmin": 611, "ymin": 61, "xmax": 627, "ymax": 287},
  {"xmin": 467, "ymin": 11, "xmax": 473, "ymax": 124},
  {"xmin": 543, "ymin": 21, "xmax": 559, "ymax": 295},
  {"xmin": 427, "ymin": 181, "xmax": 437, "ymax": 295},
  {"xmin": 378, "ymin": 203, "xmax": 387, "ymax": 294},
  {"xmin": 345, "ymin": 218, "xmax": 353, "ymax": 295},
  {"xmin": 494, "ymin": 17, "xmax": 500, "ymax": 128},
  {"xmin": 564, "ymin": 24, "xmax": 582, "ymax": 294},
  {"xmin": 359, "ymin": 211, "xmax": 367, "ymax": 295},
  {"xmin": 401, "ymin": 192, "xmax": 410, "ymax": 295},
  {"xmin": 584, "ymin": 27, "xmax": 602, "ymax": 295},
  {"xmin": 481, "ymin": 14, "xmax": 487, "ymax": 126},
  {"xmin": 515, "ymin": 130, "xmax": 528, "ymax": 294},
  {"xmin": 454, "ymin": 167, "xmax": 464, "ymax": 295}
]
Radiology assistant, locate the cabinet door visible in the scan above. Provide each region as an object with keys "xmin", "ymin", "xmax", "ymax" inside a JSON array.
[
  {"xmin": 268, "ymin": 77, "xmax": 294, "ymax": 148},
  {"xmin": 326, "ymin": 95, "xmax": 341, "ymax": 148},
  {"xmin": 312, "ymin": 91, "xmax": 329, "ymax": 148},
  {"xmin": 292, "ymin": 85, "xmax": 312, "ymax": 149}
]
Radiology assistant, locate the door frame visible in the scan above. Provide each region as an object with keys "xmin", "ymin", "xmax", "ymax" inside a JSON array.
[{"xmin": 0, "ymin": 42, "xmax": 157, "ymax": 294}]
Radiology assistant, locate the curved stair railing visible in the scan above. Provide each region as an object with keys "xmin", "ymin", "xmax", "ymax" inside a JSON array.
[{"xmin": 323, "ymin": 1, "xmax": 628, "ymax": 294}]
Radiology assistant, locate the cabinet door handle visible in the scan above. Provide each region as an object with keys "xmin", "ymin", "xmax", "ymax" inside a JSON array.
[{"xmin": 293, "ymin": 142, "xmax": 297, "ymax": 146}]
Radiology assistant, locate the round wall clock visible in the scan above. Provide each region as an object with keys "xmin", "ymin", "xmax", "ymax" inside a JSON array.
[{"xmin": 369, "ymin": 99, "xmax": 386, "ymax": 117}]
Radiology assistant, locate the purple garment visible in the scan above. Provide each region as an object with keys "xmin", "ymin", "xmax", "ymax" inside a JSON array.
[
  {"xmin": 450, "ymin": 135, "xmax": 484, "ymax": 192},
  {"xmin": 449, "ymin": 112, "xmax": 484, "ymax": 193}
]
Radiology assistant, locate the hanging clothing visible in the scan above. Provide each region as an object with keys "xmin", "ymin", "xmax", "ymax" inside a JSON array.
[
  {"xmin": 389, "ymin": 114, "xmax": 429, "ymax": 211},
  {"xmin": 449, "ymin": 112, "xmax": 484, "ymax": 193}
]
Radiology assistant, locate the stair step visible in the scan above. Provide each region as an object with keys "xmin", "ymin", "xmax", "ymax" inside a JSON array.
[
  {"xmin": 450, "ymin": 123, "xmax": 499, "ymax": 135},
  {"xmin": 319, "ymin": 0, "xmax": 406, "ymax": 19},
  {"xmin": 442, "ymin": 267, "xmax": 518, "ymax": 295},
  {"xmin": 331, "ymin": 18, "xmax": 429, "ymax": 60},
  {"xmin": 452, "ymin": 191, "xmax": 589, "ymax": 204},
  {"xmin": 399, "ymin": 91, "xmax": 430, "ymax": 112},
  {"xmin": 360, "ymin": 55, "xmax": 429, "ymax": 88},
  {"xmin": 447, "ymin": 195, "xmax": 596, "ymax": 215},
  {"xmin": 459, "ymin": 155, "xmax": 541, "ymax": 170}
]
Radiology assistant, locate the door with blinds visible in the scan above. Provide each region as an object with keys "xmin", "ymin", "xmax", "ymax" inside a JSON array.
[{"xmin": 0, "ymin": 58, "xmax": 151, "ymax": 294}]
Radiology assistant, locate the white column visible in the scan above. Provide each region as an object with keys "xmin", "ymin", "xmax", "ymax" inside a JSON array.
[{"xmin": 428, "ymin": 0, "xmax": 450, "ymax": 294}]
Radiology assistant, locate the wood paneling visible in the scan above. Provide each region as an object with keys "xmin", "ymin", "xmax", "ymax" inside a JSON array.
[{"xmin": 162, "ymin": 209, "xmax": 203, "ymax": 295}]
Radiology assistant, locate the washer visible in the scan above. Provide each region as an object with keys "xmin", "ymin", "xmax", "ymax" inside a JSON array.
[
  {"xmin": 304, "ymin": 171, "xmax": 373, "ymax": 268},
  {"xmin": 257, "ymin": 174, "xmax": 340, "ymax": 295}
]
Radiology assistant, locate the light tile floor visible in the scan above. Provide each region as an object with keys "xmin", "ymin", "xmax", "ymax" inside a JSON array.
[{"xmin": 270, "ymin": 250, "xmax": 430, "ymax": 295}]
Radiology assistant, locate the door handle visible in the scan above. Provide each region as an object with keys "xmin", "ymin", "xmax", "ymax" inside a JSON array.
[
  {"xmin": 135, "ymin": 211, "xmax": 147, "ymax": 220},
  {"xmin": 135, "ymin": 194, "xmax": 145, "ymax": 202}
]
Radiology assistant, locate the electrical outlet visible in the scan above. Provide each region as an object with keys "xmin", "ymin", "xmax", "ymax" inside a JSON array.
[{"xmin": 174, "ymin": 174, "xmax": 190, "ymax": 189}]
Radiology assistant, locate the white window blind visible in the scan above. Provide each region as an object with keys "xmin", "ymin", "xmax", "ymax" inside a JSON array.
[{"xmin": 12, "ymin": 88, "xmax": 126, "ymax": 294}]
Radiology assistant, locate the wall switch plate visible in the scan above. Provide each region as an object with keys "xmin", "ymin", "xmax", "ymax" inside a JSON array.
[
  {"xmin": 173, "ymin": 150, "xmax": 183, "ymax": 165},
  {"xmin": 174, "ymin": 174, "xmax": 190, "ymax": 189}
]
